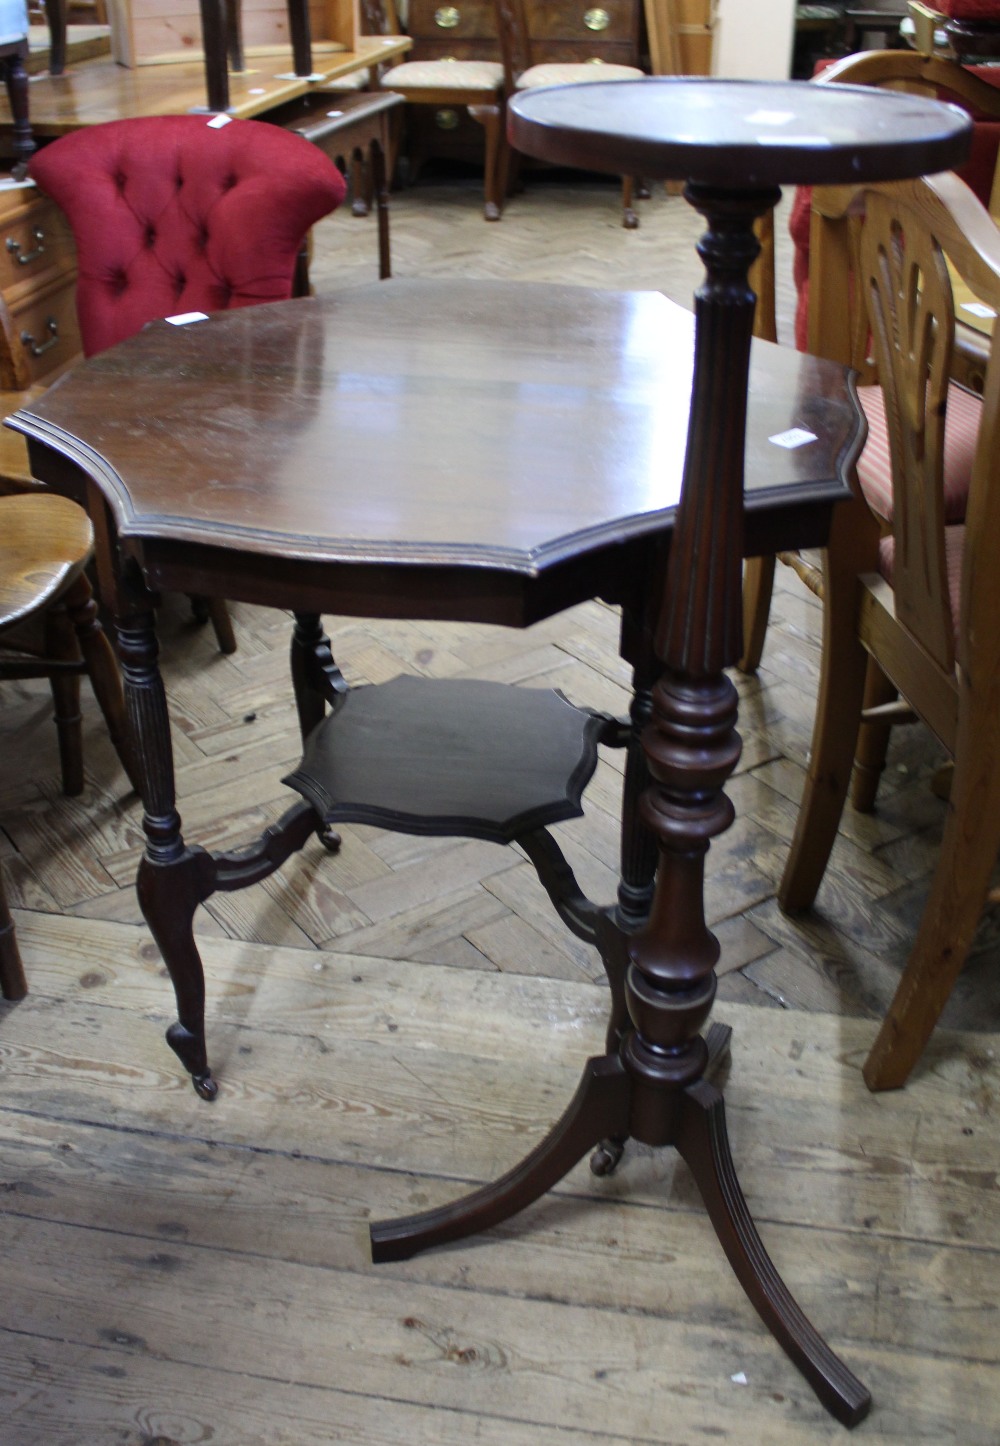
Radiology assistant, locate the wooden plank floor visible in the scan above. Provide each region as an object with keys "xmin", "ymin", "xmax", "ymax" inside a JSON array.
[{"xmin": 3, "ymin": 171, "xmax": 1000, "ymax": 1444}]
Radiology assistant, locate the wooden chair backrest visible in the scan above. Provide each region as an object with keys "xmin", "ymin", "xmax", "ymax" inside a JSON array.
[
  {"xmin": 749, "ymin": 47, "xmax": 1000, "ymax": 347},
  {"xmin": 359, "ymin": 0, "xmax": 399, "ymax": 38},
  {"xmin": 811, "ymin": 171, "xmax": 1000, "ymax": 680},
  {"xmin": 494, "ymin": 0, "xmax": 534, "ymax": 91},
  {"xmin": 816, "ymin": 46, "xmax": 1000, "ymax": 109}
]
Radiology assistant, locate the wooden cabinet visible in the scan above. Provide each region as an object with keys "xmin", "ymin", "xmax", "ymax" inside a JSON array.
[
  {"xmin": 407, "ymin": 0, "xmax": 643, "ymax": 65},
  {"xmin": 0, "ymin": 184, "xmax": 81, "ymax": 392}
]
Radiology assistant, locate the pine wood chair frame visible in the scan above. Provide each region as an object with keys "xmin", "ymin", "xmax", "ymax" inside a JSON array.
[
  {"xmin": 779, "ymin": 168, "xmax": 1000, "ymax": 1090},
  {"xmin": 740, "ymin": 47, "xmax": 1000, "ymax": 681}
]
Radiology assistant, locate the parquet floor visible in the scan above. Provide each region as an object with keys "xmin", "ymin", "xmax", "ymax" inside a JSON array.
[{"xmin": 2, "ymin": 171, "xmax": 1000, "ymax": 1445}]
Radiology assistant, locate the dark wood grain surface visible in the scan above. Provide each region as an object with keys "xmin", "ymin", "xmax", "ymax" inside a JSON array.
[
  {"xmin": 509, "ymin": 76, "xmax": 972, "ymax": 186},
  {"xmin": 9, "ymin": 279, "xmax": 860, "ymax": 613}
]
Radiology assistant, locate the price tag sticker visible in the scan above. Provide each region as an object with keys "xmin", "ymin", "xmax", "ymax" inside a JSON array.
[
  {"xmin": 746, "ymin": 110, "xmax": 795, "ymax": 126},
  {"xmin": 165, "ymin": 312, "xmax": 210, "ymax": 326},
  {"xmin": 769, "ymin": 427, "xmax": 817, "ymax": 449}
]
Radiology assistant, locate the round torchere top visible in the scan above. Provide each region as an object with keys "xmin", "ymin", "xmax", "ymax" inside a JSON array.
[{"xmin": 508, "ymin": 77, "xmax": 972, "ymax": 189}]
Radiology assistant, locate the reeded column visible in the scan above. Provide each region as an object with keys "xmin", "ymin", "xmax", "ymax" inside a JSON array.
[{"xmin": 624, "ymin": 183, "xmax": 781, "ymax": 1137}]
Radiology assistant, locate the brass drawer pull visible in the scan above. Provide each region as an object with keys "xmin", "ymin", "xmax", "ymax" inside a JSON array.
[
  {"xmin": 7, "ymin": 226, "xmax": 46, "ymax": 266},
  {"xmin": 583, "ymin": 6, "xmax": 611, "ymax": 29},
  {"xmin": 435, "ymin": 107, "xmax": 460, "ymax": 129},
  {"xmin": 434, "ymin": 5, "xmax": 460, "ymax": 26},
  {"xmin": 21, "ymin": 317, "xmax": 60, "ymax": 357}
]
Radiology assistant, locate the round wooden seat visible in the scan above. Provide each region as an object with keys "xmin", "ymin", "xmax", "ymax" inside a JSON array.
[{"xmin": 0, "ymin": 492, "xmax": 94, "ymax": 632}]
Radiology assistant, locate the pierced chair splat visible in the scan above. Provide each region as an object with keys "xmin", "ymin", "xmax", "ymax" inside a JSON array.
[
  {"xmin": 739, "ymin": 45, "xmax": 1000, "ymax": 678},
  {"xmin": 493, "ymin": 0, "xmax": 645, "ymax": 227},
  {"xmin": 779, "ymin": 169, "xmax": 1000, "ymax": 1091},
  {"xmin": 366, "ymin": 0, "xmax": 508, "ymax": 221}
]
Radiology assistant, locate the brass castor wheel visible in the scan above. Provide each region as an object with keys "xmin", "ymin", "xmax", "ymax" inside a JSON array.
[{"xmin": 590, "ymin": 1136, "xmax": 625, "ymax": 1176}]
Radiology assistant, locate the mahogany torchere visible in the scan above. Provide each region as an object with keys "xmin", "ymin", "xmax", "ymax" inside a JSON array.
[{"xmin": 7, "ymin": 78, "xmax": 966, "ymax": 1430}]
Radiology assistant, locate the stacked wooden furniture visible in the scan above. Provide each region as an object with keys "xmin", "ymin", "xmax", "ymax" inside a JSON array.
[{"xmin": 402, "ymin": 0, "xmax": 648, "ymax": 172}]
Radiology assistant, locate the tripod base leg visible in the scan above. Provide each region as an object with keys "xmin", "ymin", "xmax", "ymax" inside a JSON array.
[
  {"xmin": 677, "ymin": 1076, "xmax": 871, "ymax": 1428},
  {"xmin": 371, "ymin": 1053, "xmax": 631, "ymax": 1262}
]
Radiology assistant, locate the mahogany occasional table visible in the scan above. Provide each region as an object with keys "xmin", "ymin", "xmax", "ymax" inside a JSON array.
[{"xmin": 8, "ymin": 77, "xmax": 968, "ymax": 1432}]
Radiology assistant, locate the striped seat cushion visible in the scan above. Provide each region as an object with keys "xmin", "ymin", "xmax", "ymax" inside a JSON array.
[
  {"xmin": 516, "ymin": 63, "xmax": 644, "ymax": 88},
  {"xmin": 385, "ymin": 60, "xmax": 503, "ymax": 90},
  {"xmin": 324, "ymin": 69, "xmax": 370, "ymax": 91},
  {"xmin": 877, "ymin": 523, "xmax": 965, "ymax": 646},
  {"xmin": 856, "ymin": 381, "xmax": 980, "ymax": 524}
]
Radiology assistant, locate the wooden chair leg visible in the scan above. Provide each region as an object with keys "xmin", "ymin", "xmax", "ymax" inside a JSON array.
[
  {"xmin": 621, "ymin": 175, "xmax": 638, "ymax": 229},
  {"xmin": 62, "ymin": 572, "xmax": 142, "ymax": 795},
  {"xmin": 371, "ymin": 140, "xmax": 391, "ymax": 280},
  {"xmin": 863, "ymin": 697, "xmax": 1000, "ymax": 1090},
  {"xmin": 468, "ymin": 102, "xmax": 503, "ymax": 222},
  {"xmin": 779, "ymin": 500, "xmax": 875, "ymax": 912},
  {"xmin": 0, "ymin": 864, "xmax": 27, "ymax": 1001},
  {"xmin": 850, "ymin": 657, "xmax": 897, "ymax": 813},
  {"xmin": 350, "ymin": 146, "xmax": 371, "ymax": 217},
  {"xmin": 42, "ymin": 600, "xmax": 85, "ymax": 797},
  {"xmin": 207, "ymin": 598, "xmax": 237, "ymax": 655},
  {"xmin": 191, "ymin": 595, "xmax": 237, "ymax": 654},
  {"xmin": 739, "ymin": 553, "xmax": 776, "ymax": 674}
]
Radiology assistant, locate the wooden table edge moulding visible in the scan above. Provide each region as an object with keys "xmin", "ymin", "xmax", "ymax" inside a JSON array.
[{"xmin": 7, "ymin": 77, "xmax": 971, "ymax": 1430}]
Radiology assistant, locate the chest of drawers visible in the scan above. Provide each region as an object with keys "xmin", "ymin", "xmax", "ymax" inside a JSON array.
[
  {"xmin": 408, "ymin": 0, "xmax": 643, "ymax": 66},
  {"xmin": 0, "ymin": 183, "xmax": 81, "ymax": 394}
]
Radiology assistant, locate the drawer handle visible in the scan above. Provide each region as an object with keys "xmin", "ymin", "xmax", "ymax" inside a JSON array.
[
  {"xmin": 583, "ymin": 7, "xmax": 611, "ymax": 29},
  {"xmin": 21, "ymin": 317, "xmax": 60, "ymax": 358},
  {"xmin": 7, "ymin": 226, "xmax": 45, "ymax": 266},
  {"xmin": 435, "ymin": 107, "xmax": 460, "ymax": 129},
  {"xmin": 434, "ymin": 5, "xmax": 460, "ymax": 26}
]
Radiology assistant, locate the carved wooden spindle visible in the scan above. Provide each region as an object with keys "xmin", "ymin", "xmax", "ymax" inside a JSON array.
[
  {"xmin": 625, "ymin": 183, "xmax": 781, "ymax": 1115},
  {"xmin": 615, "ymin": 676, "xmax": 658, "ymax": 932}
]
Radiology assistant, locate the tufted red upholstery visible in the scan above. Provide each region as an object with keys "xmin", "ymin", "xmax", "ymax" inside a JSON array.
[{"xmin": 29, "ymin": 115, "xmax": 347, "ymax": 357}]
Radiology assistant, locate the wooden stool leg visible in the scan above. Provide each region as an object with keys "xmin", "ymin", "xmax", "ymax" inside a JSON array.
[
  {"xmin": 42, "ymin": 601, "xmax": 85, "ymax": 797},
  {"xmin": 0, "ymin": 865, "xmax": 27, "ymax": 1001},
  {"xmin": 63, "ymin": 572, "xmax": 142, "ymax": 795},
  {"xmin": 739, "ymin": 553, "xmax": 776, "ymax": 674},
  {"xmin": 46, "ymin": 0, "xmax": 68, "ymax": 76}
]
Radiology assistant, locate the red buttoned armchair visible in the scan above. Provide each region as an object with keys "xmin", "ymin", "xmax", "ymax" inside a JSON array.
[
  {"xmin": 29, "ymin": 115, "xmax": 347, "ymax": 357},
  {"xmin": 28, "ymin": 115, "xmax": 347, "ymax": 652}
]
